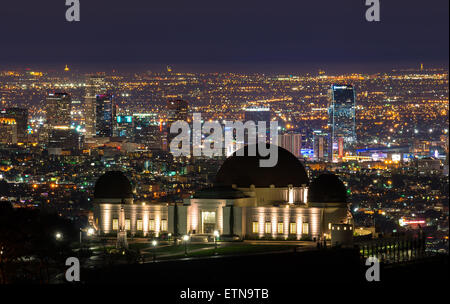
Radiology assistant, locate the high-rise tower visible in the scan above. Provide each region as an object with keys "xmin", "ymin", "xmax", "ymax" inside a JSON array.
[
  {"xmin": 46, "ymin": 92, "xmax": 71, "ymax": 128},
  {"xmin": 84, "ymin": 76, "xmax": 106, "ymax": 138},
  {"xmin": 46, "ymin": 92, "xmax": 79, "ymax": 154},
  {"xmin": 164, "ymin": 99, "xmax": 188, "ymax": 150},
  {"xmin": 328, "ymin": 84, "xmax": 356, "ymax": 161},
  {"xmin": 244, "ymin": 107, "xmax": 271, "ymax": 143},
  {"xmin": 96, "ymin": 94, "xmax": 115, "ymax": 137},
  {"xmin": 0, "ymin": 107, "xmax": 28, "ymax": 143},
  {"xmin": 278, "ymin": 133, "xmax": 302, "ymax": 158}
]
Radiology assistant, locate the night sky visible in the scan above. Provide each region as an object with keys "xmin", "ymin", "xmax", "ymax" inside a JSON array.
[{"xmin": 0, "ymin": 0, "xmax": 448, "ymax": 72}]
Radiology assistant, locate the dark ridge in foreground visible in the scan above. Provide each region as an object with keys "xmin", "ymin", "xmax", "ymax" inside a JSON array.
[{"xmin": 82, "ymin": 249, "xmax": 448, "ymax": 286}]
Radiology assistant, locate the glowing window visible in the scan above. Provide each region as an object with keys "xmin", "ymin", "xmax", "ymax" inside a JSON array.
[
  {"xmin": 137, "ymin": 220, "xmax": 143, "ymax": 231},
  {"xmin": 252, "ymin": 222, "xmax": 259, "ymax": 233},
  {"xmin": 302, "ymin": 223, "xmax": 309, "ymax": 234},
  {"xmin": 125, "ymin": 219, "xmax": 131, "ymax": 231},
  {"xmin": 277, "ymin": 222, "xmax": 284, "ymax": 234},
  {"xmin": 265, "ymin": 222, "xmax": 271, "ymax": 234},
  {"xmin": 112, "ymin": 219, "xmax": 119, "ymax": 230},
  {"xmin": 149, "ymin": 219, "xmax": 155, "ymax": 231},
  {"xmin": 161, "ymin": 219, "xmax": 168, "ymax": 231},
  {"xmin": 289, "ymin": 223, "xmax": 297, "ymax": 234}
]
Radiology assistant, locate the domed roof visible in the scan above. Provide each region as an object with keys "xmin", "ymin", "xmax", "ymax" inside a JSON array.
[
  {"xmin": 193, "ymin": 186, "xmax": 248, "ymax": 199},
  {"xmin": 215, "ymin": 144, "xmax": 309, "ymax": 188},
  {"xmin": 308, "ymin": 173, "xmax": 347, "ymax": 203},
  {"xmin": 94, "ymin": 171, "xmax": 133, "ymax": 199}
]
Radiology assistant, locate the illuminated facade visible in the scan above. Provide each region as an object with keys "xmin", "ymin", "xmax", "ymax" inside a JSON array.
[
  {"xmin": 0, "ymin": 107, "xmax": 28, "ymax": 143},
  {"xmin": 46, "ymin": 92, "xmax": 71, "ymax": 128},
  {"xmin": 244, "ymin": 107, "xmax": 271, "ymax": 143},
  {"xmin": 96, "ymin": 94, "xmax": 115, "ymax": 137},
  {"xmin": 0, "ymin": 117, "xmax": 17, "ymax": 144},
  {"xmin": 84, "ymin": 76, "xmax": 106, "ymax": 138},
  {"xmin": 164, "ymin": 99, "xmax": 188, "ymax": 150},
  {"xmin": 328, "ymin": 84, "xmax": 356, "ymax": 161},
  {"xmin": 278, "ymin": 133, "xmax": 302, "ymax": 158},
  {"xmin": 313, "ymin": 130, "xmax": 330, "ymax": 161},
  {"xmin": 94, "ymin": 146, "xmax": 352, "ymax": 240},
  {"xmin": 45, "ymin": 92, "xmax": 78, "ymax": 154}
]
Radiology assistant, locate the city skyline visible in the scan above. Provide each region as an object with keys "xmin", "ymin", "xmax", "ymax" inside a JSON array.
[{"xmin": 0, "ymin": 0, "xmax": 448, "ymax": 289}]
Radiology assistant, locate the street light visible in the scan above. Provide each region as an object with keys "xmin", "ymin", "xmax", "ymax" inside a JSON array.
[
  {"xmin": 55, "ymin": 232, "xmax": 62, "ymax": 240},
  {"xmin": 183, "ymin": 235, "xmax": 189, "ymax": 256},
  {"xmin": 80, "ymin": 227, "xmax": 95, "ymax": 246},
  {"xmin": 152, "ymin": 240, "xmax": 158, "ymax": 262},
  {"xmin": 213, "ymin": 230, "xmax": 220, "ymax": 254},
  {"xmin": 87, "ymin": 228, "xmax": 95, "ymax": 236}
]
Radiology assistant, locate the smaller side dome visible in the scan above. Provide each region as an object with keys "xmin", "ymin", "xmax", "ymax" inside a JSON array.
[
  {"xmin": 94, "ymin": 171, "xmax": 133, "ymax": 199},
  {"xmin": 308, "ymin": 173, "xmax": 347, "ymax": 203}
]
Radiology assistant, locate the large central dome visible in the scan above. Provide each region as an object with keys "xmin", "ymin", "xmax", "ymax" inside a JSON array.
[
  {"xmin": 308, "ymin": 173, "xmax": 347, "ymax": 203},
  {"xmin": 215, "ymin": 145, "xmax": 309, "ymax": 187}
]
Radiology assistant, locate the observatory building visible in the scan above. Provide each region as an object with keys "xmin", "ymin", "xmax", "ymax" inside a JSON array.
[{"xmin": 94, "ymin": 145, "xmax": 353, "ymax": 241}]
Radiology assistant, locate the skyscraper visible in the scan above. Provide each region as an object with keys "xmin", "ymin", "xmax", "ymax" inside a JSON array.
[
  {"xmin": 46, "ymin": 92, "xmax": 71, "ymax": 128},
  {"xmin": 96, "ymin": 94, "xmax": 115, "ymax": 137},
  {"xmin": 244, "ymin": 107, "xmax": 271, "ymax": 143},
  {"xmin": 84, "ymin": 76, "xmax": 106, "ymax": 138},
  {"xmin": 278, "ymin": 133, "xmax": 302, "ymax": 158},
  {"xmin": 313, "ymin": 130, "xmax": 330, "ymax": 161},
  {"xmin": 0, "ymin": 117, "xmax": 17, "ymax": 144},
  {"xmin": 165, "ymin": 99, "xmax": 188, "ymax": 150},
  {"xmin": 0, "ymin": 107, "xmax": 28, "ymax": 143},
  {"xmin": 328, "ymin": 84, "xmax": 356, "ymax": 161},
  {"xmin": 167, "ymin": 99, "xmax": 188, "ymax": 127},
  {"xmin": 45, "ymin": 92, "xmax": 77, "ymax": 154},
  {"xmin": 133, "ymin": 113, "xmax": 161, "ymax": 149},
  {"xmin": 115, "ymin": 115, "xmax": 134, "ymax": 138}
]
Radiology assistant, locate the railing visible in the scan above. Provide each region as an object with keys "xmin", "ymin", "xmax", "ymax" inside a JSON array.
[{"xmin": 355, "ymin": 237, "xmax": 429, "ymax": 264}]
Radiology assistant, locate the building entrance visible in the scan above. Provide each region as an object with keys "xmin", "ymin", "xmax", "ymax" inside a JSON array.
[{"xmin": 201, "ymin": 211, "xmax": 216, "ymax": 234}]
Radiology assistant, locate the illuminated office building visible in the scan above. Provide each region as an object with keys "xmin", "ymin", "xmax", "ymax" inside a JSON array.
[
  {"xmin": 313, "ymin": 130, "xmax": 330, "ymax": 161},
  {"xmin": 84, "ymin": 76, "xmax": 106, "ymax": 138},
  {"xmin": 167, "ymin": 99, "xmax": 188, "ymax": 127},
  {"xmin": 244, "ymin": 107, "xmax": 271, "ymax": 143},
  {"xmin": 133, "ymin": 113, "xmax": 161, "ymax": 149},
  {"xmin": 328, "ymin": 84, "xmax": 356, "ymax": 161},
  {"xmin": 46, "ymin": 92, "xmax": 77, "ymax": 154},
  {"xmin": 165, "ymin": 100, "xmax": 188, "ymax": 150},
  {"xmin": 96, "ymin": 94, "xmax": 115, "ymax": 137},
  {"xmin": 278, "ymin": 133, "xmax": 302, "ymax": 158},
  {"xmin": 0, "ymin": 108, "xmax": 28, "ymax": 143},
  {"xmin": 0, "ymin": 117, "xmax": 17, "ymax": 144},
  {"xmin": 115, "ymin": 115, "xmax": 134, "ymax": 138},
  {"xmin": 48, "ymin": 128, "xmax": 82, "ymax": 154},
  {"xmin": 46, "ymin": 92, "xmax": 71, "ymax": 129}
]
